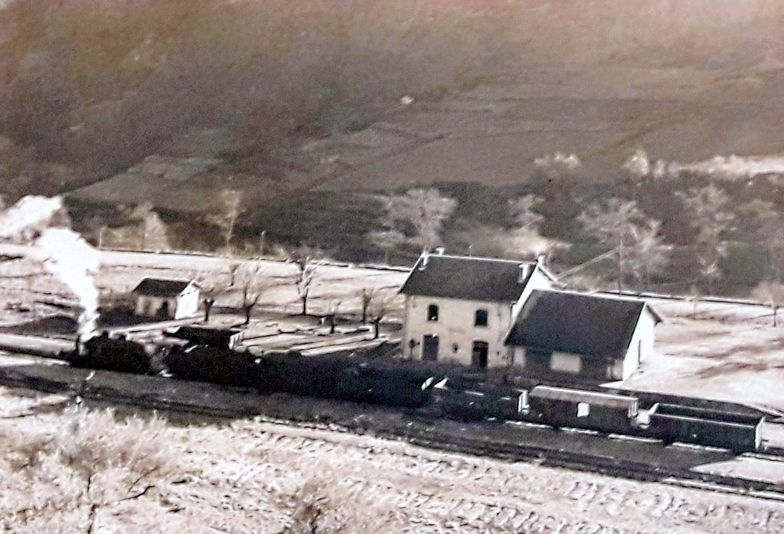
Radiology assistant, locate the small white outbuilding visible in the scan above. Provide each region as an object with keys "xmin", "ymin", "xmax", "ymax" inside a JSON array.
[{"xmin": 131, "ymin": 278, "xmax": 200, "ymax": 320}]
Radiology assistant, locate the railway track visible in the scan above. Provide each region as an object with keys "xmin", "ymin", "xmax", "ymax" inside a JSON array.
[
  {"xmin": 52, "ymin": 374, "xmax": 784, "ymax": 501},
  {"xmin": 1, "ymin": 356, "xmax": 783, "ymax": 511}
]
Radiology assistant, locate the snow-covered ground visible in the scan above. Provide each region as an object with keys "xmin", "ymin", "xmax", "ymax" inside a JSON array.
[{"xmin": 2, "ymin": 386, "xmax": 784, "ymax": 533}]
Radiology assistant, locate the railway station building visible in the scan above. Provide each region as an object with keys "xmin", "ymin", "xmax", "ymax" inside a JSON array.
[{"xmin": 399, "ymin": 252, "xmax": 557, "ymax": 368}]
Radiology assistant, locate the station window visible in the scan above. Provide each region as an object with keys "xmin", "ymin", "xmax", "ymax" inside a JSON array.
[
  {"xmin": 474, "ymin": 308, "xmax": 488, "ymax": 327},
  {"xmin": 427, "ymin": 304, "xmax": 439, "ymax": 321}
]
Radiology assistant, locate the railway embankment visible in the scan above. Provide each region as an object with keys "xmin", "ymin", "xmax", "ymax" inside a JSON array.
[{"xmin": 2, "ymin": 350, "xmax": 784, "ymax": 499}]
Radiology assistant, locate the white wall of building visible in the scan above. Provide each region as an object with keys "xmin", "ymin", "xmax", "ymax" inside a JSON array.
[
  {"xmin": 402, "ymin": 295, "xmax": 514, "ymax": 367},
  {"xmin": 135, "ymin": 296, "xmax": 176, "ymax": 317},
  {"xmin": 134, "ymin": 283, "xmax": 200, "ymax": 319},
  {"xmin": 174, "ymin": 284, "xmax": 200, "ymax": 319},
  {"xmin": 401, "ymin": 264, "xmax": 554, "ymax": 368},
  {"xmin": 621, "ymin": 307, "xmax": 657, "ymax": 380}
]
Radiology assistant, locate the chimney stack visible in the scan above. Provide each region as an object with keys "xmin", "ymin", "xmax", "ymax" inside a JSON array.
[
  {"xmin": 537, "ymin": 253, "xmax": 547, "ymax": 267},
  {"xmin": 518, "ymin": 263, "xmax": 530, "ymax": 283},
  {"xmin": 434, "ymin": 247, "xmax": 445, "ymax": 256}
]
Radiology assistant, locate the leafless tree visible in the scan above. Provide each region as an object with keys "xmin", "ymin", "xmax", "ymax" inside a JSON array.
[
  {"xmin": 194, "ymin": 277, "xmax": 222, "ymax": 323},
  {"xmin": 367, "ymin": 290, "xmax": 395, "ymax": 339},
  {"xmin": 752, "ymin": 281, "xmax": 784, "ymax": 327},
  {"xmin": 366, "ymin": 229, "xmax": 406, "ymax": 264},
  {"xmin": 379, "ymin": 189, "xmax": 457, "ymax": 253},
  {"xmin": 234, "ymin": 261, "xmax": 266, "ymax": 325},
  {"xmin": 208, "ymin": 189, "xmax": 243, "ymax": 255},
  {"xmin": 288, "ymin": 248, "xmax": 323, "ymax": 316},
  {"xmin": 676, "ymin": 185, "xmax": 735, "ymax": 289},
  {"xmin": 227, "ymin": 262, "xmax": 241, "ymax": 287},
  {"xmin": 623, "ymin": 220, "xmax": 672, "ymax": 290},
  {"xmin": 509, "ymin": 194, "xmax": 545, "ymax": 231},
  {"xmin": 741, "ymin": 199, "xmax": 784, "ymax": 282},
  {"xmin": 359, "ymin": 288, "xmax": 374, "ymax": 324},
  {"xmin": 129, "ymin": 202, "xmax": 170, "ymax": 252},
  {"xmin": 327, "ymin": 301, "xmax": 341, "ymax": 334},
  {"xmin": 578, "ymin": 198, "xmax": 670, "ymax": 292}
]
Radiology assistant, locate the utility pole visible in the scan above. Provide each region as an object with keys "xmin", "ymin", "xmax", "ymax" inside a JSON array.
[{"xmin": 617, "ymin": 237, "xmax": 623, "ymax": 294}]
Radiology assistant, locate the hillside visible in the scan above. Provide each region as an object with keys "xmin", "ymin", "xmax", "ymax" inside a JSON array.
[
  {"xmin": 2, "ymin": 1, "xmax": 784, "ymax": 293},
  {"xmin": 2, "ymin": 1, "xmax": 784, "ymax": 202}
]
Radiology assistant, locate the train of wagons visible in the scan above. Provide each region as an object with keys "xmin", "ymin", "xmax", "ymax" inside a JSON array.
[{"xmin": 65, "ymin": 329, "xmax": 766, "ymax": 454}]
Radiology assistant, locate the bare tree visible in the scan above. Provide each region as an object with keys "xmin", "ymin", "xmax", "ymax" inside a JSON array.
[
  {"xmin": 752, "ymin": 281, "xmax": 784, "ymax": 327},
  {"xmin": 379, "ymin": 189, "xmax": 457, "ymax": 253},
  {"xmin": 227, "ymin": 262, "xmax": 241, "ymax": 287},
  {"xmin": 741, "ymin": 199, "xmax": 784, "ymax": 282},
  {"xmin": 509, "ymin": 194, "xmax": 545, "ymax": 231},
  {"xmin": 288, "ymin": 248, "xmax": 323, "ymax": 316},
  {"xmin": 327, "ymin": 301, "xmax": 341, "ymax": 334},
  {"xmin": 367, "ymin": 290, "xmax": 394, "ymax": 339},
  {"xmin": 366, "ymin": 229, "xmax": 406, "ymax": 264},
  {"xmin": 623, "ymin": 220, "xmax": 672, "ymax": 291},
  {"xmin": 578, "ymin": 198, "xmax": 670, "ymax": 293},
  {"xmin": 234, "ymin": 261, "xmax": 265, "ymax": 325},
  {"xmin": 208, "ymin": 189, "xmax": 243, "ymax": 255},
  {"xmin": 129, "ymin": 202, "xmax": 170, "ymax": 252},
  {"xmin": 359, "ymin": 288, "xmax": 374, "ymax": 324},
  {"xmin": 194, "ymin": 279, "xmax": 221, "ymax": 323},
  {"xmin": 676, "ymin": 185, "xmax": 735, "ymax": 289}
]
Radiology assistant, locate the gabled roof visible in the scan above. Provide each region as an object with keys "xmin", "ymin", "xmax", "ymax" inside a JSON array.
[
  {"xmin": 505, "ymin": 290, "xmax": 661, "ymax": 358},
  {"xmin": 132, "ymin": 278, "xmax": 195, "ymax": 297},
  {"xmin": 399, "ymin": 254, "xmax": 551, "ymax": 302}
]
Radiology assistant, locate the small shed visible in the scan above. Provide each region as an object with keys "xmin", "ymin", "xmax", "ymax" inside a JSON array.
[{"xmin": 131, "ymin": 278, "xmax": 200, "ymax": 320}]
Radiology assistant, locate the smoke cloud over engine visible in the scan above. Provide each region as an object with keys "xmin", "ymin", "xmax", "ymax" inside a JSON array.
[
  {"xmin": 35, "ymin": 228, "xmax": 101, "ymax": 338},
  {"xmin": 0, "ymin": 196, "xmax": 65, "ymax": 240},
  {"xmin": 0, "ymin": 195, "xmax": 102, "ymax": 338}
]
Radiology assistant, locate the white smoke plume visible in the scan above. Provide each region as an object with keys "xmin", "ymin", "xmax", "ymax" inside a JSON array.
[
  {"xmin": 623, "ymin": 149, "xmax": 784, "ymax": 181},
  {"xmin": 0, "ymin": 196, "xmax": 102, "ymax": 339},
  {"xmin": 0, "ymin": 196, "xmax": 65, "ymax": 240},
  {"xmin": 35, "ymin": 228, "xmax": 101, "ymax": 338}
]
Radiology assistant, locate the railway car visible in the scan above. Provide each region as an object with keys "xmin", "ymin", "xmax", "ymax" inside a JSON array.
[
  {"xmin": 645, "ymin": 403, "xmax": 764, "ymax": 453},
  {"xmin": 334, "ymin": 364, "xmax": 436, "ymax": 408},
  {"xmin": 165, "ymin": 326, "xmax": 242, "ymax": 349},
  {"xmin": 431, "ymin": 379, "xmax": 527, "ymax": 421},
  {"xmin": 526, "ymin": 385, "xmax": 638, "ymax": 434},
  {"xmin": 163, "ymin": 344, "xmax": 260, "ymax": 387}
]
